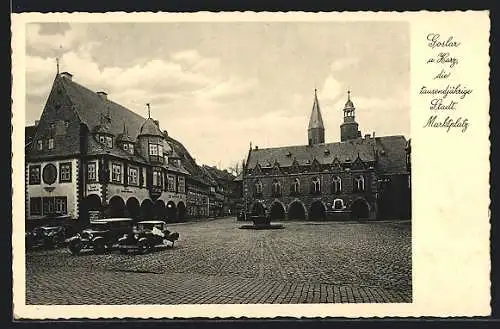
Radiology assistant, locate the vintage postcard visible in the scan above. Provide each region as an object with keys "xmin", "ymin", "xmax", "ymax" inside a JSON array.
[{"xmin": 11, "ymin": 11, "xmax": 490, "ymax": 319}]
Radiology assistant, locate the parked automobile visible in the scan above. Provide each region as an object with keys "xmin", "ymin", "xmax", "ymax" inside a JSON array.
[
  {"xmin": 118, "ymin": 220, "xmax": 179, "ymax": 254},
  {"xmin": 66, "ymin": 218, "xmax": 134, "ymax": 255},
  {"xmin": 26, "ymin": 225, "xmax": 66, "ymax": 250}
]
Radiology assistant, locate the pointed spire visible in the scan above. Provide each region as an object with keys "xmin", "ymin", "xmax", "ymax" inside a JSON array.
[
  {"xmin": 308, "ymin": 88, "xmax": 324, "ymax": 130},
  {"xmin": 146, "ymin": 103, "xmax": 151, "ymax": 118},
  {"xmin": 122, "ymin": 121, "xmax": 128, "ymax": 135},
  {"xmin": 56, "ymin": 45, "xmax": 63, "ymax": 74}
]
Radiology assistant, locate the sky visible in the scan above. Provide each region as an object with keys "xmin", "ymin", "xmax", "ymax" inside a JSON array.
[{"xmin": 25, "ymin": 21, "xmax": 410, "ymax": 170}]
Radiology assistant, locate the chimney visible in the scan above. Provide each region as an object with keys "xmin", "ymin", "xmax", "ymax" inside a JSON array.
[
  {"xmin": 96, "ymin": 91, "xmax": 108, "ymax": 100},
  {"xmin": 34, "ymin": 120, "xmax": 40, "ymax": 127},
  {"xmin": 372, "ymin": 131, "xmax": 375, "ymax": 138},
  {"xmin": 255, "ymin": 145, "xmax": 258, "ymax": 150},
  {"xmin": 60, "ymin": 72, "xmax": 73, "ymax": 80},
  {"xmin": 154, "ymin": 120, "xmax": 159, "ymax": 127}
]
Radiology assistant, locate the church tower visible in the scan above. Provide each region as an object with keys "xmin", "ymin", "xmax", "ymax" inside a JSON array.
[
  {"xmin": 340, "ymin": 90, "xmax": 361, "ymax": 142},
  {"xmin": 308, "ymin": 88, "xmax": 325, "ymax": 145}
]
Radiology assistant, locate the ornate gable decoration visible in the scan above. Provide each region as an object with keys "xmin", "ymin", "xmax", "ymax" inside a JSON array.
[
  {"xmin": 253, "ymin": 162, "xmax": 263, "ymax": 176},
  {"xmin": 332, "ymin": 157, "xmax": 342, "ymax": 171},
  {"xmin": 351, "ymin": 154, "xmax": 366, "ymax": 170},
  {"xmin": 291, "ymin": 158, "xmax": 300, "ymax": 174},
  {"xmin": 310, "ymin": 158, "xmax": 321, "ymax": 172}
]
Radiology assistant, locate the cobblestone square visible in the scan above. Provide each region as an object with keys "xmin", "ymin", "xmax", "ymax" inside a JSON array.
[{"xmin": 26, "ymin": 217, "xmax": 411, "ymax": 304}]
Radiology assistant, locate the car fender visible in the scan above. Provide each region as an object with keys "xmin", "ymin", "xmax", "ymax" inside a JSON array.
[
  {"xmin": 65, "ymin": 235, "xmax": 81, "ymax": 244},
  {"xmin": 118, "ymin": 234, "xmax": 128, "ymax": 243}
]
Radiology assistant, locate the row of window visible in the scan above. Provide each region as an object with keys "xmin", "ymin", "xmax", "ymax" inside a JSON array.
[
  {"xmin": 29, "ymin": 196, "xmax": 67, "ymax": 216},
  {"xmin": 88, "ymin": 162, "xmax": 186, "ymax": 193},
  {"xmin": 254, "ymin": 176, "xmax": 365, "ymax": 195},
  {"xmin": 29, "ymin": 163, "xmax": 72, "ymax": 185},
  {"xmin": 35, "ymin": 138, "xmax": 55, "ymax": 151}
]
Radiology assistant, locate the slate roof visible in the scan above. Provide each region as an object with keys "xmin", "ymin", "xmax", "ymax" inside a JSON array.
[
  {"xmin": 55, "ymin": 73, "xmax": 199, "ymax": 177},
  {"xmin": 246, "ymin": 135, "xmax": 408, "ymax": 175},
  {"xmin": 202, "ymin": 165, "xmax": 236, "ymax": 182},
  {"xmin": 139, "ymin": 118, "xmax": 163, "ymax": 137},
  {"xmin": 374, "ymin": 135, "xmax": 409, "ymax": 175},
  {"xmin": 233, "ymin": 172, "xmax": 243, "ymax": 182},
  {"xmin": 165, "ymin": 135, "xmax": 213, "ymax": 186},
  {"xmin": 308, "ymin": 89, "xmax": 324, "ymax": 130},
  {"xmin": 59, "ymin": 74, "xmax": 148, "ymax": 139},
  {"xmin": 86, "ymin": 135, "xmax": 148, "ymax": 164},
  {"xmin": 247, "ymin": 138, "xmax": 376, "ymax": 168}
]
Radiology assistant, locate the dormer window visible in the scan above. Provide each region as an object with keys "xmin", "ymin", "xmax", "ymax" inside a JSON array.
[
  {"xmin": 129, "ymin": 144, "xmax": 134, "ymax": 155},
  {"xmin": 123, "ymin": 144, "xmax": 128, "ymax": 151},
  {"xmin": 37, "ymin": 140, "xmax": 43, "ymax": 151},
  {"xmin": 149, "ymin": 144, "xmax": 158, "ymax": 156},
  {"xmin": 148, "ymin": 141, "xmax": 164, "ymax": 163},
  {"xmin": 48, "ymin": 138, "xmax": 54, "ymax": 150},
  {"xmin": 106, "ymin": 136, "xmax": 113, "ymax": 148},
  {"xmin": 99, "ymin": 136, "xmax": 105, "ymax": 144}
]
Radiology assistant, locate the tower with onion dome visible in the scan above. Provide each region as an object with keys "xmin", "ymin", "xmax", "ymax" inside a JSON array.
[{"xmin": 340, "ymin": 90, "xmax": 362, "ymax": 142}]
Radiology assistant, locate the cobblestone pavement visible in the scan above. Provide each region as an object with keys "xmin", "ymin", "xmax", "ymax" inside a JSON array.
[{"xmin": 26, "ymin": 217, "xmax": 412, "ymax": 304}]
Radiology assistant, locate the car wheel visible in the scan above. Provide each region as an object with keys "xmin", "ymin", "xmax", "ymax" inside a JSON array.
[
  {"xmin": 44, "ymin": 239, "xmax": 54, "ymax": 249},
  {"xmin": 137, "ymin": 240, "xmax": 148, "ymax": 254},
  {"xmin": 69, "ymin": 241, "xmax": 82, "ymax": 255},
  {"xmin": 94, "ymin": 241, "xmax": 106, "ymax": 255}
]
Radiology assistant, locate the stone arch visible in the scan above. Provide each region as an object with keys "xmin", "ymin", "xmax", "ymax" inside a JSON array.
[
  {"xmin": 108, "ymin": 195, "xmax": 126, "ymax": 218},
  {"xmin": 153, "ymin": 200, "xmax": 166, "ymax": 221},
  {"xmin": 269, "ymin": 201, "xmax": 286, "ymax": 220},
  {"xmin": 351, "ymin": 197, "xmax": 370, "ymax": 220},
  {"xmin": 309, "ymin": 200, "xmax": 326, "ymax": 221},
  {"xmin": 166, "ymin": 201, "xmax": 177, "ymax": 222},
  {"xmin": 140, "ymin": 199, "xmax": 154, "ymax": 220},
  {"xmin": 287, "ymin": 200, "xmax": 307, "ymax": 220},
  {"xmin": 81, "ymin": 194, "xmax": 102, "ymax": 223},
  {"xmin": 250, "ymin": 201, "xmax": 265, "ymax": 216},
  {"xmin": 126, "ymin": 197, "xmax": 140, "ymax": 220},
  {"xmin": 177, "ymin": 201, "xmax": 186, "ymax": 220}
]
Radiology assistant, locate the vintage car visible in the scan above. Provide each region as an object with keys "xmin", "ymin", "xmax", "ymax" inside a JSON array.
[
  {"xmin": 66, "ymin": 218, "xmax": 134, "ymax": 255},
  {"xmin": 26, "ymin": 225, "xmax": 66, "ymax": 250},
  {"xmin": 118, "ymin": 220, "xmax": 180, "ymax": 254}
]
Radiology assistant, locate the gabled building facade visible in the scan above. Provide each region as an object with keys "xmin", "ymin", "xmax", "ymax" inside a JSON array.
[
  {"xmin": 202, "ymin": 165, "xmax": 239, "ymax": 217},
  {"xmin": 25, "ymin": 72, "xmax": 212, "ymax": 224},
  {"xmin": 242, "ymin": 89, "xmax": 411, "ymax": 221}
]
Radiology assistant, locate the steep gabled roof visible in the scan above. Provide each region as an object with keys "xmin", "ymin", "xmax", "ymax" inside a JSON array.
[
  {"xmin": 203, "ymin": 165, "xmax": 236, "ymax": 182},
  {"xmin": 308, "ymin": 89, "xmax": 324, "ymax": 130},
  {"xmin": 58, "ymin": 74, "xmax": 146, "ymax": 139},
  {"xmin": 165, "ymin": 135, "xmax": 212, "ymax": 186}
]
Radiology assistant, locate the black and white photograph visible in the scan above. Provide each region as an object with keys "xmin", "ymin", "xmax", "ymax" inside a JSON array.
[
  {"xmin": 12, "ymin": 11, "xmax": 492, "ymax": 319},
  {"xmin": 22, "ymin": 20, "xmax": 413, "ymax": 306}
]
